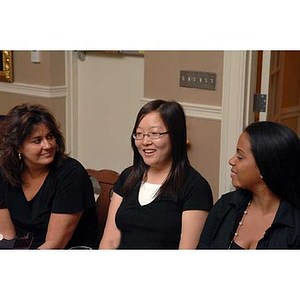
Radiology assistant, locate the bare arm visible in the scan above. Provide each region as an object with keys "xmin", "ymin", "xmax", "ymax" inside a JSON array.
[
  {"xmin": 38, "ymin": 212, "xmax": 82, "ymax": 249},
  {"xmin": 0, "ymin": 208, "xmax": 16, "ymax": 239},
  {"xmin": 99, "ymin": 191, "xmax": 122, "ymax": 249},
  {"xmin": 179, "ymin": 210, "xmax": 208, "ymax": 249}
]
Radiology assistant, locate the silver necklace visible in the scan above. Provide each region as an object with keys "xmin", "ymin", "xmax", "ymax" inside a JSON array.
[{"xmin": 228, "ymin": 201, "xmax": 251, "ymax": 249}]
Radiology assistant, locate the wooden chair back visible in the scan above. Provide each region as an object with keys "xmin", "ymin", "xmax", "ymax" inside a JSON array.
[{"xmin": 86, "ymin": 168, "xmax": 119, "ymax": 244}]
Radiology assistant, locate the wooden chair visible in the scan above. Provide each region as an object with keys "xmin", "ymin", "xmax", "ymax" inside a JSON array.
[{"xmin": 86, "ymin": 168, "xmax": 119, "ymax": 245}]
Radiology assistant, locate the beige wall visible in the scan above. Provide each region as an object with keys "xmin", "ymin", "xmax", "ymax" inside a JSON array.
[
  {"xmin": 13, "ymin": 51, "xmax": 65, "ymax": 86},
  {"xmin": 0, "ymin": 50, "xmax": 222, "ymax": 201},
  {"xmin": 144, "ymin": 51, "xmax": 223, "ymax": 200},
  {"xmin": 0, "ymin": 92, "xmax": 66, "ymax": 131},
  {"xmin": 186, "ymin": 117, "xmax": 220, "ymax": 200},
  {"xmin": 0, "ymin": 51, "xmax": 66, "ymax": 133},
  {"xmin": 144, "ymin": 51, "xmax": 223, "ymax": 105}
]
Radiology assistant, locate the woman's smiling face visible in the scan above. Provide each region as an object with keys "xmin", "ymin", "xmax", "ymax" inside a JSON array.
[
  {"xmin": 134, "ymin": 111, "xmax": 172, "ymax": 171},
  {"xmin": 229, "ymin": 132, "xmax": 262, "ymax": 191},
  {"xmin": 19, "ymin": 122, "xmax": 57, "ymax": 170}
]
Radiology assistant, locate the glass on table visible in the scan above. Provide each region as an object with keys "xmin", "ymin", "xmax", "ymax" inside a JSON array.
[{"xmin": 69, "ymin": 246, "xmax": 92, "ymax": 250}]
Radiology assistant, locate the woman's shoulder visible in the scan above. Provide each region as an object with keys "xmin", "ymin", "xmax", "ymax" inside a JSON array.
[
  {"xmin": 52, "ymin": 157, "xmax": 87, "ymax": 177},
  {"xmin": 185, "ymin": 165, "xmax": 210, "ymax": 185},
  {"xmin": 57, "ymin": 156, "xmax": 83, "ymax": 168},
  {"xmin": 120, "ymin": 166, "xmax": 133, "ymax": 175},
  {"xmin": 216, "ymin": 189, "xmax": 251, "ymax": 208},
  {"xmin": 118, "ymin": 166, "xmax": 133, "ymax": 180}
]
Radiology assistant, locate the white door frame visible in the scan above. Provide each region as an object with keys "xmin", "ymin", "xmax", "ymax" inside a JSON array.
[
  {"xmin": 259, "ymin": 51, "xmax": 271, "ymax": 121},
  {"xmin": 65, "ymin": 51, "xmax": 79, "ymax": 158},
  {"xmin": 218, "ymin": 51, "xmax": 258, "ymax": 196}
]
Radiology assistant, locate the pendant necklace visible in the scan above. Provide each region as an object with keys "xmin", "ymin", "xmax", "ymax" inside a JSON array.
[{"xmin": 228, "ymin": 201, "xmax": 251, "ymax": 249}]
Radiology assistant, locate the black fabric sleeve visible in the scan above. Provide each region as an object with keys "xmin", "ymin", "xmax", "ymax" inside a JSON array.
[
  {"xmin": 181, "ymin": 168, "xmax": 213, "ymax": 211},
  {"xmin": 113, "ymin": 167, "xmax": 132, "ymax": 197},
  {"xmin": 197, "ymin": 195, "xmax": 225, "ymax": 248}
]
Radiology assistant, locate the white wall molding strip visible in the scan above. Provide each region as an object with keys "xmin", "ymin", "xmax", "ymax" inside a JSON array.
[
  {"xmin": 219, "ymin": 51, "xmax": 249, "ymax": 197},
  {"xmin": 65, "ymin": 51, "xmax": 79, "ymax": 158},
  {"xmin": 141, "ymin": 98, "xmax": 222, "ymax": 121},
  {"xmin": 0, "ymin": 82, "xmax": 67, "ymax": 98}
]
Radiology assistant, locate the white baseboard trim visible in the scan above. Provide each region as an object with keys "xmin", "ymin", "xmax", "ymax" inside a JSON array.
[
  {"xmin": 0, "ymin": 82, "xmax": 67, "ymax": 98},
  {"xmin": 140, "ymin": 98, "xmax": 222, "ymax": 121}
]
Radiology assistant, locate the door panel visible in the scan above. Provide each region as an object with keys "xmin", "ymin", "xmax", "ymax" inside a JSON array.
[{"xmin": 267, "ymin": 51, "xmax": 300, "ymax": 135}]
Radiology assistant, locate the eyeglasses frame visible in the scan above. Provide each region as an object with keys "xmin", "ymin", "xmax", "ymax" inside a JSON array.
[{"xmin": 132, "ymin": 131, "xmax": 169, "ymax": 140}]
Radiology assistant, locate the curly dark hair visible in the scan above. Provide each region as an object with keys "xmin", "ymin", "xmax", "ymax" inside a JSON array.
[{"xmin": 0, "ymin": 103, "xmax": 68, "ymax": 186}]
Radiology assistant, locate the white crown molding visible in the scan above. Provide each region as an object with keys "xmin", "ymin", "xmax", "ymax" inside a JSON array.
[
  {"xmin": 141, "ymin": 98, "xmax": 222, "ymax": 120},
  {"xmin": 0, "ymin": 82, "xmax": 67, "ymax": 98}
]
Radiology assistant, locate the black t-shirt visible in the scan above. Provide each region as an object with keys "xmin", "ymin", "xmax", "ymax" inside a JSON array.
[
  {"xmin": 0, "ymin": 157, "xmax": 98, "ymax": 249},
  {"xmin": 114, "ymin": 166, "xmax": 213, "ymax": 249}
]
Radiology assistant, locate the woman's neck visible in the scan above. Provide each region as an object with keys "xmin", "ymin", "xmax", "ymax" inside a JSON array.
[
  {"xmin": 251, "ymin": 185, "xmax": 281, "ymax": 214},
  {"xmin": 22, "ymin": 166, "xmax": 50, "ymax": 181},
  {"xmin": 145, "ymin": 166, "xmax": 171, "ymax": 184}
]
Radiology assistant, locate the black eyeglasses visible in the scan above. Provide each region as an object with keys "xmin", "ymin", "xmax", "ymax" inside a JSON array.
[{"xmin": 132, "ymin": 132, "xmax": 169, "ymax": 140}]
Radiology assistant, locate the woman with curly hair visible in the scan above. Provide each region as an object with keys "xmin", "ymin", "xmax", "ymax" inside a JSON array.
[{"xmin": 0, "ymin": 103, "xmax": 98, "ymax": 249}]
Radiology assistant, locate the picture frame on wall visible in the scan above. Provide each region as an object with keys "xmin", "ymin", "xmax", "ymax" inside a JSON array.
[{"xmin": 0, "ymin": 50, "xmax": 13, "ymax": 83}]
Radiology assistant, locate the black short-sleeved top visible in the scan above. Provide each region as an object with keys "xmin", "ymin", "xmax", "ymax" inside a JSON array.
[
  {"xmin": 0, "ymin": 157, "xmax": 98, "ymax": 249},
  {"xmin": 198, "ymin": 189, "xmax": 300, "ymax": 249},
  {"xmin": 114, "ymin": 166, "xmax": 213, "ymax": 249}
]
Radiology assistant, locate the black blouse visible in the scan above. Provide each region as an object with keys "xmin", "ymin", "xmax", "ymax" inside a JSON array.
[
  {"xmin": 114, "ymin": 166, "xmax": 213, "ymax": 249},
  {"xmin": 198, "ymin": 189, "xmax": 300, "ymax": 249},
  {"xmin": 0, "ymin": 157, "xmax": 98, "ymax": 249}
]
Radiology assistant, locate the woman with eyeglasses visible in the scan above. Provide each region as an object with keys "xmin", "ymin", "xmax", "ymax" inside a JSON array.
[{"xmin": 99, "ymin": 99, "xmax": 213, "ymax": 249}]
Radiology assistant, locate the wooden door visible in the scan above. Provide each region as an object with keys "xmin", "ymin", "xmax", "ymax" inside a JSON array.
[{"xmin": 267, "ymin": 51, "xmax": 300, "ymax": 135}]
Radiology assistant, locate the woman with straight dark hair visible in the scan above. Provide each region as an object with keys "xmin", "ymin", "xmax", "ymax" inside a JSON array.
[
  {"xmin": 99, "ymin": 99, "xmax": 213, "ymax": 249},
  {"xmin": 0, "ymin": 103, "xmax": 98, "ymax": 249},
  {"xmin": 198, "ymin": 121, "xmax": 300, "ymax": 249}
]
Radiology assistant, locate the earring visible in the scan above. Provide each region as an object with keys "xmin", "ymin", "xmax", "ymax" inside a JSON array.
[
  {"xmin": 18, "ymin": 153, "xmax": 21, "ymax": 161},
  {"xmin": 260, "ymin": 174, "xmax": 263, "ymax": 179}
]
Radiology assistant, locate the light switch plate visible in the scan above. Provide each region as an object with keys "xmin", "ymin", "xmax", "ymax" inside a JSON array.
[
  {"xmin": 180, "ymin": 70, "xmax": 216, "ymax": 90},
  {"xmin": 31, "ymin": 51, "xmax": 40, "ymax": 63}
]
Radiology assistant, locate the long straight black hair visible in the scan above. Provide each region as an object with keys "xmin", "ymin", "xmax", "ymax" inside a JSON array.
[
  {"xmin": 122, "ymin": 99, "xmax": 190, "ymax": 199},
  {"xmin": 245, "ymin": 121, "xmax": 300, "ymax": 206}
]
